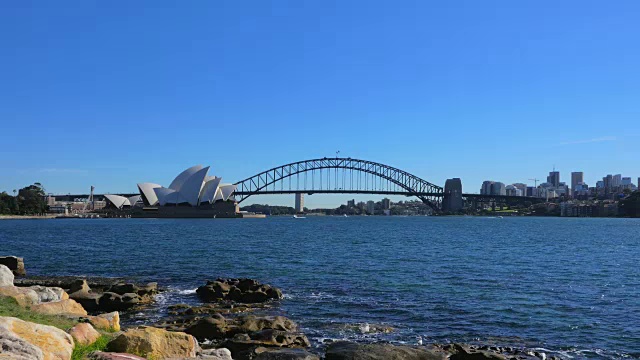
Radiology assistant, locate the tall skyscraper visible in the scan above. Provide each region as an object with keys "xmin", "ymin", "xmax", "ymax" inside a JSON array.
[
  {"xmin": 382, "ymin": 198, "xmax": 391, "ymax": 210},
  {"xmin": 491, "ymin": 182, "xmax": 506, "ymax": 196},
  {"xmin": 571, "ymin": 172, "xmax": 584, "ymax": 197},
  {"xmin": 294, "ymin": 193, "xmax": 304, "ymax": 213},
  {"xmin": 547, "ymin": 171, "xmax": 560, "ymax": 187},
  {"xmin": 613, "ymin": 174, "xmax": 622, "ymax": 187},
  {"xmin": 481, "ymin": 181, "xmax": 494, "ymax": 195},
  {"xmin": 366, "ymin": 200, "xmax": 375, "ymax": 215}
]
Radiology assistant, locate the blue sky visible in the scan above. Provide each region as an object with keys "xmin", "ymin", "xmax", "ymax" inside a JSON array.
[{"xmin": 1, "ymin": 1, "xmax": 639, "ymax": 208}]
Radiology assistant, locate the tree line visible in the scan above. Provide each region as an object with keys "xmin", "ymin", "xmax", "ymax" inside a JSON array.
[{"xmin": 0, "ymin": 183, "xmax": 48, "ymax": 215}]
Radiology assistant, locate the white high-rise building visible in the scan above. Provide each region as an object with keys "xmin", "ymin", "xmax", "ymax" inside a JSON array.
[
  {"xmin": 294, "ymin": 193, "xmax": 304, "ymax": 213},
  {"xmin": 366, "ymin": 200, "xmax": 375, "ymax": 215},
  {"xmin": 613, "ymin": 174, "xmax": 622, "ymax": 187}
]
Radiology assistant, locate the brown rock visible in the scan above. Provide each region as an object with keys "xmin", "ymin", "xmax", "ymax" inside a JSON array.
[
  {"xmin": 69, "ymin": 323, "xmax": 101, "ymax": 346},
  {"xmin": 197, "ymin": 278, "xmax": 283, "ymax": 304},
  {"xmin": 87, "ymin": 311, "xmax": 120, "ymax": 332},
  {"xmin": 0, "ymin": 316, "xmax": 74, "ymax": 360},
  {"xmin": 31, "ymin": 299, "xmax": 88, "ymax": 317},
  {"xmin": 325, "ymin": 341, "xmax": 446, "ymax": 360},
  {"xmin": 0, "ymin": 256, "xmax": 26, "ymax": 276},
  {"xmin": 0, "ymin": 285, "xmax": 39, "ymax": 307},
  {"xmin": 106, "ymin": 327, "xmax": 200, "ymax": 358},
  {"xmin": 184, "ymin": 314, "xmax": 227, "ymax": 341}
]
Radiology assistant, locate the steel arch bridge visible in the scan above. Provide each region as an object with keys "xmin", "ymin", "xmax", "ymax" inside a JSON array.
[{"xmin": 233, "ymin": 157, "xmax": 444, "ymax": 210}]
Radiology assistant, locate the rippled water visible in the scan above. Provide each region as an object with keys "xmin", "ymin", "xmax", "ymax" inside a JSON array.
[{"xmin": 1, "ymin": 216, "xmax": 639, "ymax": 359}]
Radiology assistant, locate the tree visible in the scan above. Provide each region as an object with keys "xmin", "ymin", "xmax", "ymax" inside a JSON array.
[
  {"xmin": 619, "ymin": 191, "xmax": 640, "ymax": 217},
  {"xmin": 17, "ymin": 184, "xmax": 48, "ymax": 215}
]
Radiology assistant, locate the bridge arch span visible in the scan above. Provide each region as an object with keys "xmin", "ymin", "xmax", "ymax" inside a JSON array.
[{"xmin": 232, "ymin": 157, "xmax": 443, "ymax": 210}]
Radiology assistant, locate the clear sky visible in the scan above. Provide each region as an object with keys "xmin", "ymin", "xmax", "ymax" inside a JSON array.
[{"xmin": 1, "ymin": 1, "xmax": 639, "ymax": 208}]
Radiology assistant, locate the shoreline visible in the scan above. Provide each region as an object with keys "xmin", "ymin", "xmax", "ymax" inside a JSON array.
[{"xmin": 2, "ymin": 268, "xmax": 561, "ymax": 360}]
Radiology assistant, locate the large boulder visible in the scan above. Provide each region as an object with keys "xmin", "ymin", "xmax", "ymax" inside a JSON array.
[
  {"xmin": 69, "ymin": 323, "xmax": 101, "ymax": 346},
  {"xmin": 0, "ymin": 285, "xmax": 40, "ymax": 307},
  {"xmin": 87, "ymin": 311, "xmax": 120, "ymax": 332},
  {"xmin": 99, "ymin": 292, "xmax": 140, "ymax": 312},
  {"xmin": 184, "ymin": 314, "xmax": 228, "ymax": 341},
  {"xmin": 222, "ymin": 330, "xmax": 310, "ymax": 359},
  {"xmin": 325, "ymin": 341, "xmax": 446, "ymax": 360},
  {"xmin": 68, "ymin": 279, "xmax": 102, "ymax": 312},
  {"xmin": 0, "ymin": 264, "xmax": 14, "ymax": 286},
  {"xmin": 28, "ymin": 286, "xmax": 68, "ymax": 303},
  {"xmin": 197, "ymin": 278, "xmax": 283, "ymax": 304},
  {"xmin": 106, "ymin": 327, "xmax": 200, "ymax": 359},
  {"xmin": 0, "ymin": 316, "xmax": 74, "ymax": 360},
  {"xmin": 31, "ymin": 299, "xmax": 88, "ymax": 317},
  {"xmin": 0, "ymin": 326, "xmax": 44, "ymax": 360},
  {"xmin": 199, "ymin": 348, "xmax": 234, "ymax": 360},
  {"xmin": 234, "ymin": 315, "xmax": 297, "ymax": 334},
  {"xmin": 0, "ymin": 256, "xmax": 26, "ymax": 276}
]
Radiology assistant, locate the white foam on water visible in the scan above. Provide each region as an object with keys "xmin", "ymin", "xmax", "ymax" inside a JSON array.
[{"xmin": 177, "ymin": 288, "xmax": 197, "ymax": 295}]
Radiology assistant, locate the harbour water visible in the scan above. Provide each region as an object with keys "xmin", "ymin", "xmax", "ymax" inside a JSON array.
[{"xmin": 1, "ymin": 216, "xmax": 638, "ymax": 359}]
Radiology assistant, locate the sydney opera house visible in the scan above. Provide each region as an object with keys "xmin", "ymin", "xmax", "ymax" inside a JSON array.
[{"xmin": 104, "ymin": 165, "xmax": 239, "ymax": 218}]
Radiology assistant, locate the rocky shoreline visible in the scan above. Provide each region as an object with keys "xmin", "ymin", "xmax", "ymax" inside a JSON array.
[{"xmin": 1, "ymin": 256, "xmax": 560, "ymax": 360}]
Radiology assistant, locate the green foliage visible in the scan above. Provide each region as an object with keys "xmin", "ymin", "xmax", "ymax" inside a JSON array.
[
  {"xmin": 240, "ymin": 204, "xmax": 296, "ymax": 215},
  {"xmin": 619, "ymin": 191, "xmax": 640, "ymax": 217},
  {"xmin": 71, "ymin": 334, "xmax": 112, "ymax": 360},
  {"xmin": 0, "ymin": 183, "xmax": 48, "ymax": 215},
  {"xmin": 0, "ymin": 296, "xmax": 78, "ymax": 330}
]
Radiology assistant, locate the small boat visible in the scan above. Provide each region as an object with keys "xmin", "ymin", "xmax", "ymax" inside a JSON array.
[
  {"xmin": 293, "ymin": 215, "xmax": 306, "ymax": 219},
  {"xmin": 343, "ymin": 214, "xmax": 348, "ymax": 217}
]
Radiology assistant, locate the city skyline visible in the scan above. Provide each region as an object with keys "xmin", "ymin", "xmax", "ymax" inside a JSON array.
[{"xmin": 1, "ymin": 2, "xmax": 639, "ymax": 208}]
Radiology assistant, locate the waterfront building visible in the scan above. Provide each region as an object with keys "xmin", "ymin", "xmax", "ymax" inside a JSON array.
[
  {"xmin": 622, "ymin": 177, "xmax": 632, "ymax": 185},
  {"xmin": 295, "ymin": 193, "xmax": 304, "ymax": 213},
  {"xmin": 366, "ymin": 200, "xmax": 375, "ymax": 215},
  {"xmin": 136, "ymin": 165, "xmax": 236, "ymax": 207},
  {"xmin": 481, "ymin": 181, "xmax": 494, "ymax": 195},
  {"xmin": 571, "ymin": 172, "xmax": 583, "ymax": 197},
  {"xmin": 382, "ymin": 198, "xmax": 391, "ymax": 210},
  {"xmin": 547, "ymin": 171, "xmax": 560, "ymax": 187},
  {"xmin": 513, "ymin": 183, "xmax": 527, "ymax": 196},
  {"xmin": 505, "ymin": 185, "xmax": 517, "ymax": 196},
  {"xmin": 526, "ymin": 186, "xmax": 538, "ymax": 197},
  {"xmin": 347, "ymin": 199, "xmax": 356, "ymax": 207},
  {"xmin": 491, "ymin": 182, "xmax": 506, "ymax": 196}
]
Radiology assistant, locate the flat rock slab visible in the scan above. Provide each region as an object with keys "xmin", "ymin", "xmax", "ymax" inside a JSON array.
[{"xmin": 325, "ymin": 341, "xmax": 447, "ymax": 360}]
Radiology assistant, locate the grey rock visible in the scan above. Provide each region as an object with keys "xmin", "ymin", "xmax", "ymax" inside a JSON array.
[
  {"xmin": 0, "ymin": 265, "xmax": 14, "ymax": 287},
  {"xmin": 0, "ymin": 326, "xmax": 45, "ymax": 360},
  {"xmin": 255, "ymin": 348, "xmax": 320, "ymax": 360},
  {"xmin": 28, "ymin": 285, "xmax": 66, "ymax": 303},
  {"xmin": 0, "ymin": 256, "xmax": 25, "ymax": 276}
]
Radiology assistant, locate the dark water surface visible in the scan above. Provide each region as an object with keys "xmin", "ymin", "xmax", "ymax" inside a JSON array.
[{"xmin": 1, "ymin": 216, "xmax": 639, "ymax": 359}]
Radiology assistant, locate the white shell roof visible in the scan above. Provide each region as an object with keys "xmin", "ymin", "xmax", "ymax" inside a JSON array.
[
  {"xmin": 179, "ymin": 166, "xmax": 210, "ymax": 206},
  {"xmin": 104, "ymin": 194, "xmax": 130, "ymax": 209},
  {"xmin": 219, "ymin": 184, "xmax": 237, "ymax": 201},
  {"xmin": 168, "ymin": 165, "xmax": 203, "ymax": 191},
  {"xmin": 137, "ymin": 183, "xmax": 162, "ymax": 206},
  {"xmin": 199, "ymin": 176, "xmax": 222, "ymax": 204}
]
